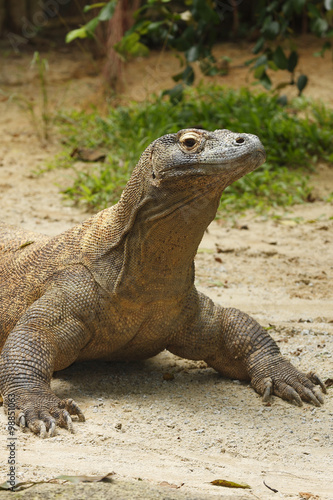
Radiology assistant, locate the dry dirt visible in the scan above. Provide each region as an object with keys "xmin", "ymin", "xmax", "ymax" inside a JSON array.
[{"xmin": 0, "ymin": 38, "xmax": 332, "ymax": 499}]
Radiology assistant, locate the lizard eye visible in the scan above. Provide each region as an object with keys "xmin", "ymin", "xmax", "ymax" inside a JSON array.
[
  {"xmin": 184, "ymin": 137, "xmax": 196, "ymax": 148},
  {"xmin": 180, "ymin": 132, "xmax": 199, "ymax": 150}
]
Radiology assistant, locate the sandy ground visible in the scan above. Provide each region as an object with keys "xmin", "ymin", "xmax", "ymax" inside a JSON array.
[{"xmin": 0, "ymin": 38, "xmax": 332, "ymax": 499}]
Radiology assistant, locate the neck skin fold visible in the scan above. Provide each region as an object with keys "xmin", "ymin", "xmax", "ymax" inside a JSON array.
[{"xmin": 112, "ymin": 177, "xmax": 224, "ymax": 301}]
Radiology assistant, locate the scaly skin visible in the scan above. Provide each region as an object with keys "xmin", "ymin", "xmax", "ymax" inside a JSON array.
[{"xmin": 0, "ymin": 128, "xmax": 326, "ymax": 437}]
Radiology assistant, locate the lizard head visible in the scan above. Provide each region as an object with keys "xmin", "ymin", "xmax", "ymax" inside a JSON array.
[
  {"xmin": 118, "ymin": 128, "xmax": 266, "ymax": 232},
  {"xmin": 147, "ymin": 128, "xmax": 266, "ymax": 190}
]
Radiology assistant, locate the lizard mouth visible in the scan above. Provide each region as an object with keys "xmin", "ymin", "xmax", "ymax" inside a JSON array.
[{"xmin": 256, "ymin": 148, "xmax": 266, "ymax": 160}]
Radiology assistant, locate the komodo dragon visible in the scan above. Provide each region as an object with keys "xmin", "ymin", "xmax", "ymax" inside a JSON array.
[{"xmin": 0, "ymin": 128, "xmax": 326, "ymax": 438}]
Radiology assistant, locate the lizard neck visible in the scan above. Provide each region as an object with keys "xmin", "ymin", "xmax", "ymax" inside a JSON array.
[{"xmin": 113, "ymin": 178, "xmax": 223, "ymax": 300}]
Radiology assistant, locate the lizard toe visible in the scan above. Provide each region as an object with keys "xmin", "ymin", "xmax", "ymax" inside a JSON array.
[
  {"xmin": 24, "ymin": 410, "xmax": 57, "ymax": 437},
  {"xmin": 64, "ymin": 411, "xmax": 74, "ymax": 434},
  {"xmin": 250, "ymin": 356, "xmax": 325, "ymax": 406},
  {"xmin": 48, "ymin": 420, "xmax": 56, "ymax": 437},
  {"xmin": 307, "ymin": 371, "xmax": 327, "ymax": 394},
  {"xmin": 312, "ymin": 386, "xmax": 325, "ymax": 405},
  {"xmin": 49, "ymin": 407, "xmax": 74, "ymax": 432},
  {"xmin": 291, "ymin": 371, "xmax": 325, "ymax": 406},
  {"xmin": 273, "ymin": 380, "xmax": 303, "ymax": 406},
  {"xmin": 60, "ymin": 410, "xmax": 74, "ymax": 433},
  {"xmin": 59, "ymin": 398, "xmax": 85, "ymax": 422},
  {"xmin": 28, "ymin": 419, "xmax": 47, "ymax": 438},
  {"xmin": 271, "ymin": 375, "xmax": 324, "ymax": 406},
  {"xmin": 15, "ymin": 410, "xmax": 26, "ymax": 430},
  {"xmin": 6, "ymin": 389, "xmax": 83, "ymax": 436},
  {"xmin": 261, "ymin": 377, "xmax": 273, "ymax": 402},
  {"xmin": 300, "ymin": 387, "xmax": 322, "ymax": 407}
]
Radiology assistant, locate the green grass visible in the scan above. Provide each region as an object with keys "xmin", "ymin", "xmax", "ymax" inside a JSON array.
[{"xmin": 54, "ymin": 85, "xmax": 333, "ymax": 213}]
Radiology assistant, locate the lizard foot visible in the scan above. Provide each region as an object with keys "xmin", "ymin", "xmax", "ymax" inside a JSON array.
[
  {"xmin": 6, "ymin": 390, "xmax": 85, "ymax": 437},
  {"xmin": 249, "ymin": 357, "xmax": 326, "ymax": 407}
]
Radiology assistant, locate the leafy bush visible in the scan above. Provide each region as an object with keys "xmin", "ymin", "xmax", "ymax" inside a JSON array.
[
  {"xmin": 66, "ymin": 1, "xmax": 333, "ymax": 95},
  {"xmin": 56, "ymin": 86, "xmax": 333, "ymax": 213}
]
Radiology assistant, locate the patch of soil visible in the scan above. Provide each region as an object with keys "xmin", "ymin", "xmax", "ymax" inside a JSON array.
[{"xmin": 0, "ymin": 38, "xmax": 332, "ymax": 499}]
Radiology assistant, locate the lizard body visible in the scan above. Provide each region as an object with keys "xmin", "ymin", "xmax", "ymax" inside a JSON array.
[{"xmin": 0, "ymin": 128, "xmax": 325, "ymax": 437}]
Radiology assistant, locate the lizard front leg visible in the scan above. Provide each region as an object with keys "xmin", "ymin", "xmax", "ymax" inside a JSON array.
[
  {"xmin": 167, "ymin": 291, "xmax": 326, "ymax": 406},
  {"xmin": 0, "ymin": 267, "xmax": 98, "ymax": 437}
]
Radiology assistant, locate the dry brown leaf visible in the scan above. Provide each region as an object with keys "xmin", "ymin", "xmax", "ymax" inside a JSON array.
[
  {"xmin": 210, "ymin": 479, "xmax": 251, "ymax": 489},
  {"xmin": 70, "ymin": 147, "xmax": 107, "ymax": 162},
  {"xmin": 299, "ymin": 492, "xmax": 320, "ymax": 500},
  {"xmin": 0, "ymin": 472, "xmax": 115, "ymax": 492},
  {"xmin": 159, "ymin": 481, "xmax": 183, "ymax": 489}
]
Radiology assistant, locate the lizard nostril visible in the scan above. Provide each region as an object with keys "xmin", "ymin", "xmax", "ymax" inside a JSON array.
[{"xmin": 235, "ymin": 137, "xmax": 245, "ymax": 144}]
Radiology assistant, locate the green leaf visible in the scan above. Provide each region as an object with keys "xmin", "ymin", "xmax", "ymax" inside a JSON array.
[
  {"xmin": 98, "ymin": 1, "xmax": 117, "ymax": 21},
  {"xmin": 66, "ymin": 27, "xmax": 89, "ymax": 43},
  {"xmin": 260, "ymin": 71, "xmax": 272, "ymax": 90},
  {"xmin": 275, "ymin": 81, "xmax": 290, "ymax": 91},
  {"xmin": 313, "ymin": 40, "xmax": 332, "ymax": 57},
  {"xmin": 295, "ymin": 0, "xmax": 306, "ymax": 13},
  {"xmin": 282, "ymin": 1, "xmax": 294, "ymax": 17},
  {"xmin": 266, "ymin": 1, "xmax": 279, "ymax": 13},
  {"xmin": 114, "ymin": 32, "xmax": 149, "ymax": 60},
  {"xmin": 267, "ymin": 60, "xmax": 278, "ymax": 71},
  {"xmin": 85, "ymin": 17, "xmax": 99, "ymax": 36},
  {"xmin": 162, "ymin": 84, "xmax": 184, "ymax": 104},
  {"xmin": 287, "ymin": 51, "xmax": 298, "ymax": 72},
  {"xmin": 172, "ymin": 71, "xmax": 183, "ymax": 82},
  {"xmin": 307, "ymin": 3, "xmax": 321, "ymax": 17},
  {"xmin": 83, "ymin": 3, "xmax": 106, "ymax": 13},
  {"xmin": 284, "ymin": 0, "xmax": 306, "ymax": 15},
  {"xmin": 192, "ymin": 0, "xmax": 219, "ymax": 24},
  {"xmin": 262, "ymin": 20, "xmax": 280, "ymax": 39},
  {"xmin": 254, "ymin": 54, "xmax": 268, "ymax": 68},
  {"xmin": 277, "ymin": 95, "xmax": 288, "ymax": 106},
  {"xmin": 273, "ymin": 46, "xmax": 287, "ymax": 69},
  {"xmin": 172, "ymin": 65, "xmax": 194, "ymax": 85},
  {"xmin": 147, "ymin": 21, "xmax": 164, "ymax": 33},
  {"xmin": 182, "ymin": 65, "xmax": 195, "ymax": 85},
  {"xmin": 253, "ymin": 65, "xmax": 265, "ymax": 79},
  {"xmin": 252, "ymin": 37, "xmax": 264, "ymax": 54},
  {"xmin": 297, "ymin": 74, "xmax": 308, "ymax": 94},
  {"xmin": 311, "ymin": 17, "xmax": 329, "ymax": 36},
  {"xmin": 186, "ymin": 46, "xmax": 200, "ymax": 62}
]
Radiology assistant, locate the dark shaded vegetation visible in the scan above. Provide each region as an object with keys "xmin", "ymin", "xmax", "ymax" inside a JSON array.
[{"xmin": 54, "ymin": 86, "xmax": 333, "ymax": 213}]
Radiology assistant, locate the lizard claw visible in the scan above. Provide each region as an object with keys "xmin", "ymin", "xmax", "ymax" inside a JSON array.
[
  {"xmin": 261, "ymin": 377, "xmax": 273, "ymax": 402},
  {"xmin": 65, "ymin": 414, "xmax": 74, "ymax": 434},
  {"xmin": 274, "ymin": 381, "xmax": 303, "ymax": 406},
  {"xmin": 6, "ymin": 391, "xmax": 85, "ymax": 437},
  {"xmin": 48, "ymin": 399, "xmax": 85, "ymax": 433},
  {"xmin": 15, "ymin": 410, "xmax": 26, "ymax": 430},
  {"xmin": 48, "ymin": 420, "xmax": 56, "ymax": 437},
  {"xmin": 307, "ymin": 371, "xmax": 327, "ymax": 394},
  {"xmin": 58, "ymin": 410, "xmax": 74, "ymax": 433},
  {"xmin": 250, "ymin": 356, "xmax": 326, "ymax": 407},
  {"xmin": 28, "ymin": 420, "xmax": 47, "ymax": 438},
  {"xmin": 59, "ymin": 398, "xmax": 85, "ymax": 422}
]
